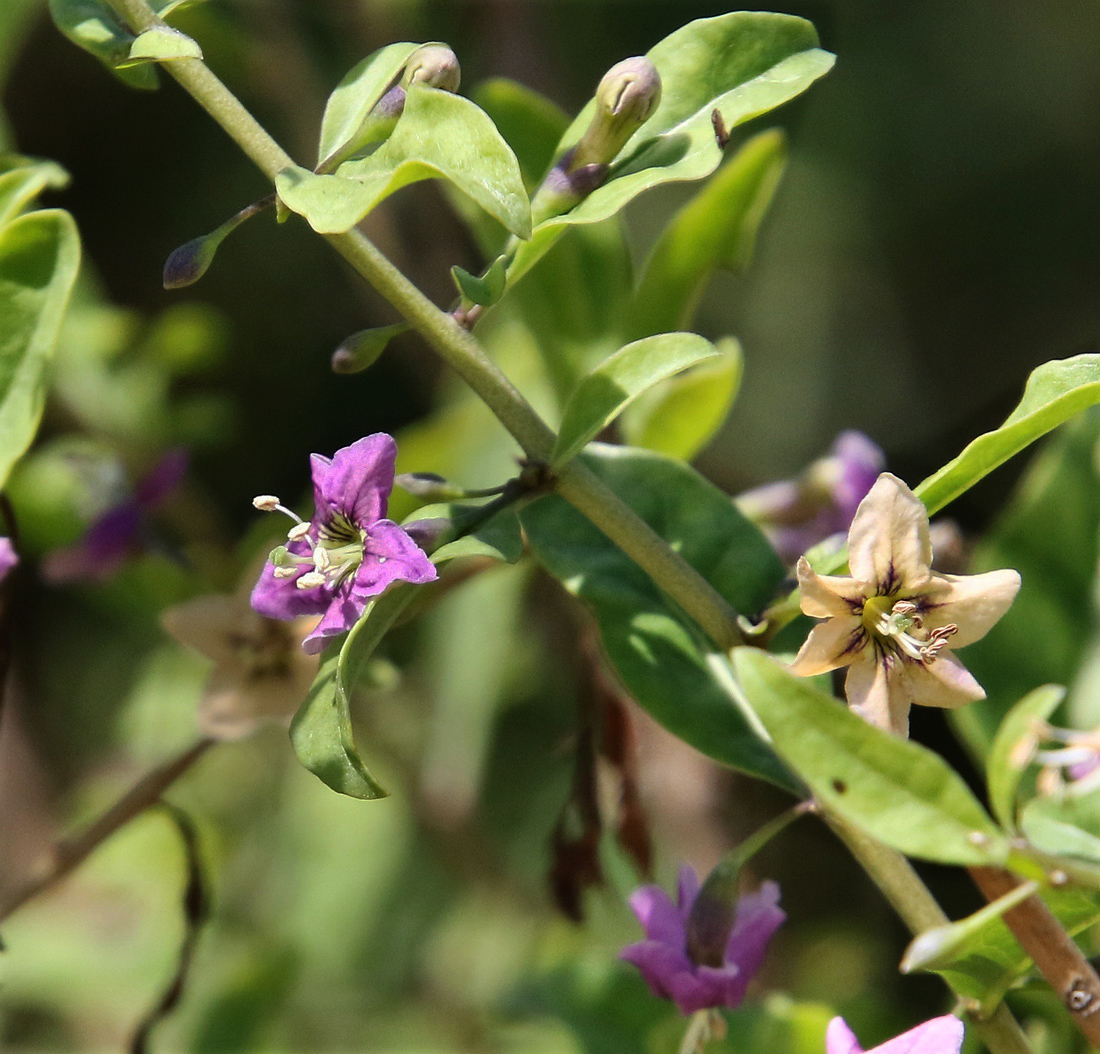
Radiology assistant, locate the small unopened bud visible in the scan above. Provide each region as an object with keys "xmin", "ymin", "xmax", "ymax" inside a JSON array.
[
  {"xmin": 164, "ymin": 196, "xmax": 273, "ymax": 289},
  {"xmin": 685, "ymin": 859, "xmax": 740, "ymax": 968},
  {"xmin": 395, "ymin": 472, "xmax": 464, "ymax": 500},
  {"xmin": 570, "ymin": 57, "xmax": 661, "ymax": 171},
  {"xmin": 331, "ymin": 323, "xmax": 409, "ymax": 374},
  {"xmin": 402, "ymin": 517, "xmax": 452, "ymax": 553},
  {"xmin": 403, "ymin": 45, "xmax": 460, "ymax": 92}
]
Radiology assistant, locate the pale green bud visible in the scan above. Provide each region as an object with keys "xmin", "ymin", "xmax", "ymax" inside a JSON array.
[{"xmin": 570, "ymin": 56, "xmax": 661, "ymax": 171}]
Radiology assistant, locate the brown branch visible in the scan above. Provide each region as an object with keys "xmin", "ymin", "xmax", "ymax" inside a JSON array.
[
  {"xmin": 970, "ymin": 866, "xmax": 1100, "ymax": 1048},
  {"xmin": 0, "ymin": 738, "xmax": 215, "ymax": 923}
]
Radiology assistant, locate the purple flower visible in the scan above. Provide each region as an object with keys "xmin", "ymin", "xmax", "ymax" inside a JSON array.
[
  {"xmin": 826, "ymin": 1015, "xmax": 963, "ymax": 1054},
  {"xmin": 0, "ymin": 537, "xmax": 18, "ymax": 582},
  {"xmin": 620, "ymin": 865, "xmax": 784, "ymax": 1015},
  {"xmin": 250, "ymin": 433, "xmax": 437, "ymax": 654},
  {"xmin": 43, "ymin": 449, "xmax": 188, "ymax": 583},
  {"xmin": 736, "ymin": 431, "xmax": 885, "ymax": 565}
]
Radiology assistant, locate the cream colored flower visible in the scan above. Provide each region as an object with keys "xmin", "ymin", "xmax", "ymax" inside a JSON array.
[
  {"xmin": 161, "ymin": 577, "xmax": 320, "ymax": 741},
  {"xmin": 789, "ymin": 473, "xmax": 1020, "ymax": 736}
]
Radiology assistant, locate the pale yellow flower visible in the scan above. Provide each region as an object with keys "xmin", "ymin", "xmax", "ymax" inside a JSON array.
[
  {"xmin": 789, "ymin": 473, "xmax": 1020, "ymax": 736},
  {"xmin": 161, "ymin": 577, "xmax": 319, "ymax": 741}
]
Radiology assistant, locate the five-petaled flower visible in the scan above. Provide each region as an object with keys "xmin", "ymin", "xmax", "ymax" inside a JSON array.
[
  {"xmin": 620, "ymin": 864, "xmax": 784, "ymax": 1015},
  {"xmin": 789, "ymin": 473, "xmax": 1020, "ymax": 736},
  {"xmin": 826, "ymin": 1014, "xmax": 963, "ymax": 1054},
  {"xmin": 250, "ymin": 433, "xmax": 437, "ymax": 654}
]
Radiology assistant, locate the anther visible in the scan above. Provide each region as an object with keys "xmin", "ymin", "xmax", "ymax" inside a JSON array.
[
  {"xmin": 287, "ymin": 522, "xmax": 312, "ymax": 541},
  {"xmin": 297, "ymin": 571, "xmax": 326, "ymax": 590},
  {"xmin": 253, "ymin": 494, "xmax": 280, "ymax": 511}
]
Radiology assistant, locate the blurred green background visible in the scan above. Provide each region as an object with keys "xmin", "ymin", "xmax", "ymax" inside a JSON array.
[{"xmin": 1, "ymin": 1, "xmax": 1099, "ymax": 1050}]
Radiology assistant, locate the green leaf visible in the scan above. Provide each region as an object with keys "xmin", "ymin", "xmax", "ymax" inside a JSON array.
[
  {"xmin": 629, "ymin": 130, "xmax": 787, "ymax": 339},
  {"xmin": 522, "ymin": 444, "xmax": 793, "ymax": 790},
  {"xmin": 901, "ymin": 881, "xmax": 1100, "ymax": 1013},
  {"xmin": 734, "ymin": 649, "xmax": 1010, "ymax": 865},
  {"xmin": 507, "ymin": 14, "xmax": 833, "ymax": 286},
  {"xmin": 121, "ymin": 25, "xmax": 202, "ymax": 65},
  {"xmin": 408, "ymin": 504, "xmax": 525, "ymax": 565},
  {"xmin": 451, "ymin": 255, "xmax": 507, "ymax": 308},
  {"xmin": 48, "ymin": 0, "xmax": 158, "ymax": 89},
  {"xmin": 916, "ymin": 354, "xmax": 1100, "ymax": 516},
  {"xmin": 0, "ymin": 209, "xmax": 81, "ymax": 492},
  {"xmin": 551, "ymin": 332, "xmax": 720, "ymax": 467},
  {"xmin": 986, "ymin": 685, "xmax": 1065, "ymax": 832},
  {"xmin": 619, "ymin": 337, "xmax": 742, "ymax": 461},
  {"xmin": 0, "ymin": 160, "xmax": 69, "ymax": 229},
  {"xmin": 473, "ymin": 79, "xmax": 570, "ymax": 192},
  {"xmin": 949, "ymin": 412, "xmax": 1100, "ymax": 756},
  {"xmin": 1021, "ymin": 791, "xmax": 1100, "ymax": 864},
  {"xmin": 279, "ymin": 85, "xmax": 531, "ymax": 239},
  {"xmin": 316, "ymin": 41, "xmax": 422, "ymax": 167}
]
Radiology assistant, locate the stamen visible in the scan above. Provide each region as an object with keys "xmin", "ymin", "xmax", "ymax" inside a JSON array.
[
  {"xmin": 297, "ymin": 571, "xmax": 326, "ymax": 590},
  {"xmin": 273, "ymin": 567, "xmax": 298, "ymax": 579},
  {"xmin": 287, "ymin": 521, "xmax": 312, "ymax": 541},
  {"xmin": 253, "ymin": 494, "xmax": 280, "ymax": 511}
]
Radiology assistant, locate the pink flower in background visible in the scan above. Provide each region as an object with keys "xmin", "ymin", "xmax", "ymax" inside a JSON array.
[
  {"xmin": 44, "ymin": 449, "xmax": 188, "ymax": 583},
  {"xmin": 0, "ymin": 537, "xmax": 18, "ymax": 581},
  {"xmin": 825, "ymin": 1015, "xmax": 963, "ymax": 1054},
  {"xmin": 250, "ymin": 433, "xmax": 437, "ymax": 654},
  {"xmin": 620, "ymin": 864, "xmax": 784, "ymax": 1015}
]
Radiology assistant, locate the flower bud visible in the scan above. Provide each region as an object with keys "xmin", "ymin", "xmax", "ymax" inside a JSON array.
[
  {"xmin": 330, "ymin": 323, "xmax": 409, "ymax": 374},
  {"xmin": 570, "ymin": 57, "xmax": 661, "ymax": 171},
  {"xmin": 685, "ymin": 857, "xmax": 741, "ymax": 968},
  {"xmin": 403, "ymin": 45, "xmax": 460, "ymax": 92},
  {"xmin": 395, "ymin": 472, "xmax": 465, "ymax": 500}
]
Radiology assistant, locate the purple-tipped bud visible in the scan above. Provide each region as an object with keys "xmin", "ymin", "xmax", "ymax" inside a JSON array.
[
  {"xmin": 401, "ymin": 516, "xmax": 452, "ymax": 553},
  {"xmin": 403, "ymin": 44, "xmax": 460, "ymax": 92},
  {"xmin": 331, "ymin": 323, "xmax": 409, "ymax": 374},
  {"xmin": 163, "ymin": 232, "xmax": 221, "ymax": 290},
  {"xmin": 395, "ymin": 472, "xmax": 465, "ymax": 500},
  {"xmin": 570, "ymin": 56, "xmax": 661, "ymax": 171}
]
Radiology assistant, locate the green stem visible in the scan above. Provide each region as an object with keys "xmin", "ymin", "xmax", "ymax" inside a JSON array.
[
  {"xmin": 827, "ymin": 813, "xmax": 1032, "ymax": 1054},
  {"xmin": 102, "ymin": 0, "xmax": 745, "ymax": 648}
]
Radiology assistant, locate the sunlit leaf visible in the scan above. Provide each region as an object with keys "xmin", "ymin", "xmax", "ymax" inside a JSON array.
[
  {"xmin": 734, "ymin": 650, "xmax": 1010, "ymax": 865},
  {"xmin": 619, "ymin": 337, "xmax": 742, "ymax": 461},
  {"xmin": 48, "ymin": 0, "xmax": 158, "ymax": 89},
  {"xmin": 552, "ymin": 333, "xmax": 720, "ymax": 467},
  {"xmin": 0, "ymin": 209, "xmax": 81, "ymax": 492},
  {"xmin": 279, "ymin": 85, "xmax": 530, "ymax": 239},
  {"xmin": 0, "ymin": 159, "xmax": 69, "ymax": 229},
  {"xmin": 120, "ymin": 25, "xmax": 202, "ymax": 65},
  {"xmin": 522, "ymin": 444, "xmax": 793, "ymax": 790},
  {"xmin": 451, "ymin": 255, "xmax": 507, "ymax": 308}
]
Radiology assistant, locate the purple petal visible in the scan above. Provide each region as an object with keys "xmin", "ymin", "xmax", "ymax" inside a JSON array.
[
  {"xmin": 314, "ymin": 434, "xmax": 397, "ymax": 526},
  {"xmin": 826, "ymin": 1018, "xmax": 864, "ymax": 1054},
  {"xmin": 627, "ymin": 884, "xmax": 686, "ymax": 946},
  {"xmin": 721, "ymin": 881, "xmax": 784, "ymax": 999},
  {"xmin": 302, "ymin": 587, "xmax": 369, "ymax": 654},
  {"xmin": 619, "ymin": 940, "xmax": 696, "ymax": 1011},
  {"xmin": 352, "ymin": 520, "xmax": 438, "ymax": 595},
  {"xmin": 0, "ymin": 538, "xmax": 18, "ymax": 581},
  {"xmin": 872, "ymin": 1016, "xmax": 963, "ymax": 1054},
  {"xmin": 134, "ymin": 448, "xmax": 188, "ymax": 507},
  {"xmin": 676, "ymin": 865, "xmax": 701, "ymax": 920},
  {"xmin": 250, "ymin": 541, "xmax": 331, "ymax": 621},
  {"xmin": 831, "ymin": 431, "xmax": 885, "ymax": 521},
  {"xmin": 43, "ymin": 503, "xmax": 142, "ymax": 583}
]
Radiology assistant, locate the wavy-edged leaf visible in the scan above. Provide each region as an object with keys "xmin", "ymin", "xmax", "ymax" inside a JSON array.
[
  {"xmin": 279, "ymin": 85, "xmax": 530, "ymax": 239},
  {"xmin": 917, "ymin": 354, "xmax": 1100, "ymax": 516},
  {"xmin": 507, "ymin": 14, "xmax": 833, "ymax": 285},
  {"xmin": 552, "ymin": 333, "xmax": 720, "ymax": 467},
  {"xmin": 619, "ymin": 337, "xmax": 742, "ymax": 461},
  {"xmin": 316, "ymin": 41, "xmax": 422, "ymax": 166},
  {"xmin": 0, "ymin": 209, "xmax": 81, "ymax": 491},
  {"xmin": 629, "ymin": 130, "xmax": 787, "ymax": 340},
  {"xmin": 522, "ymin": 444, "xmax": 793, "ymax": 790},
  {"xmin": 986, "ymin": 685, "xmax": 1065, "ymax": 832},
  {"xmin": 734, "ymin": 649, "xmax": 1010, "ymax": 865}
]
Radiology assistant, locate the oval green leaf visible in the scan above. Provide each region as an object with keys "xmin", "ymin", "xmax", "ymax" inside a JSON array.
[
  {"xmin": 522, "ymin": 444, "xmax": 793, "ymax": 790},
  {"xmin": 734, "ymin": 649, "xmax": 1010, "ymax": 865},
  {"xmin": 0, "ymin": 209, "xmax": 81, "ymax": 491},
  {"xmin": 619, "ymin": 337, "xmax": 742, "ymax": 461},
  {"xmin": 48, "ymin": 0, "xmax": 158, "ymax": 89},
  {"xmin": 280, "ymin": 86, "xmax": 531, "ymax": 239},
  {"xmin": 551, "ymin": 332, "xmax": 720, "ymax": 467},
  {"xmin": 122, "ymin": 26, "xmax": 202, "ymax": 65}
]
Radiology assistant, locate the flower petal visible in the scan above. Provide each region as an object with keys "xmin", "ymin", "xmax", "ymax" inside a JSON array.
[
  {"xmin": 315, "ymin": 433, "xmax": 397, "ymax": 525},
  {"xmin": 718, "ymin": 880, "xmax": 785, "ymax": 1007},
  {"xmin": 873, "ymin": 1015, "xmax": 963, "ymax": 1054},
  {"xmin": 796, "ymin": 557, "xmax": 867, "ymax": 618},
  {"xmin": 845, "ymin": 653, "xmax": 908, "ymax": 735},
  {"xmin": 676, "ymin": 864, "xmax": 701, "ymax": 919},
  {"xmin": 628, "ymin": 884, "xmax": 686, "ymax": 945},
  {"xmin": 848, "ymin": 474, "xmax": 932, "ymax": 594},
  {"xmin": 921, "ymin": 569, "xmax": 1021, "ymax": 647},
  {"xmin": 900, "ymin": 652, "xmax": 985, "ymax": 710},
  {"xmin": 0, "ymin": 537, "xmax": 17, "ymax": 581},
  {"xmin": 790, "ymin": 615, "xmax": 866, "ymax": 676},
  {"xmin": 353, "ymin": 519, "xmax": 439, "ymax": 596},
  {"xmin": 825, "ymin": 1017, "xmax": 864, "ymax": 1054},
  {"xmin": 161, "ymin": 594, "xmax": 251, "ymax": 667},
  {"xmin": 250, "ymin": 543, "xmax": 332, "ymax": 621}
]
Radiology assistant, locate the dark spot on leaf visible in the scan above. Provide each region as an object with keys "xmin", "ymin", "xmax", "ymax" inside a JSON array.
[{"xmin": 831, "ymin": 778, "xmax": 847, "ymax": 794}]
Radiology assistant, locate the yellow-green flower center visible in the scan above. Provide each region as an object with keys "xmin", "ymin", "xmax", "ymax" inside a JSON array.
[{"xmin": 862, "ymin": 594, "xmax": 957, "ymax": 665}]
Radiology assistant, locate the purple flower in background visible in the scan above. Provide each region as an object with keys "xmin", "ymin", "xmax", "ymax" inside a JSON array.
[
  {"xmin": 250, "ymin": 433, "xmax": 437, "ymax": 654},
  {"xmin": 736, "ymin": 431, "xmax": 885, "ymax": 564},
  {"xmin": 43, "ymin": 449, "xmax": 188, "ymax": 583},
  {"xmin": 0, "ymin": 537, "xmax": 18, "ymax": 581},
  {"xmin": 620, "ymin": 865, "xmax": 784, "ymax": 1015},
  {"xmin": 826, "ymin": 1015, "xmax": 963, "ymax": 1054}
]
